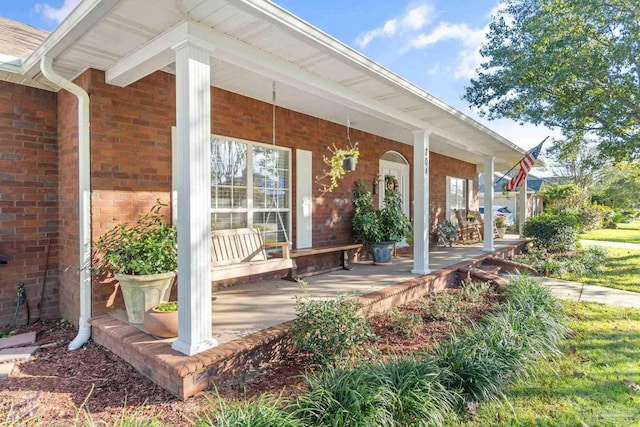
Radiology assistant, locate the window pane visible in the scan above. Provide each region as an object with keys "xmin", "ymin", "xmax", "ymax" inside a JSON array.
[
  {"xmin": 253, "ymin": 211, "xmax": 289, "ymax": 243},
  {"xmin": 211, "ymin": 138, "xmax": 247, "ymax": 185},
  {"xmin": 211, "ymin": 212, "xmax": 248, "ymax": 230}
]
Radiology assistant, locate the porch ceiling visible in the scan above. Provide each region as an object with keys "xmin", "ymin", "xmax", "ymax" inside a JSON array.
[{"xmin": 19, "ymin": 0, "xmax": 529, "ymax": 170}]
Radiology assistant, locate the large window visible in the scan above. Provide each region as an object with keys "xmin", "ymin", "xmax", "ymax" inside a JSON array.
[
  {"xmin": 446, "ymin": 176, "xmax": 467, "ymax": 224},
  {"xmin": 211, "ymin": 136, "xmax": 291, "ymax": 243}
]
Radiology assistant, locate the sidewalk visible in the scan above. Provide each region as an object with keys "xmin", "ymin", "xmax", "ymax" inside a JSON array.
[
  {"xmin": 581, "ymin": 239, "xmax": 640, "ymax": 250},
  {"xmin": 537, "ymin": 276, "xmax": 640, "ymax": 309}
]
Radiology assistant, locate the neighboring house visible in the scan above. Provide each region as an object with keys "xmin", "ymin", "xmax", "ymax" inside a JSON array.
[
  {"xmin": 0, "ymin": 0, "xmax": 528, "ymax": 356},
  {"xmin": 478, "ymin": 172, "xmax": 548, "ymax": 228}
]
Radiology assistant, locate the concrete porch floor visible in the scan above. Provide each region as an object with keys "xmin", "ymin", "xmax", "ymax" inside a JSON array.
[{"xmin": 91, "ymin": 234, "xmax": 527, "ymax": 399}]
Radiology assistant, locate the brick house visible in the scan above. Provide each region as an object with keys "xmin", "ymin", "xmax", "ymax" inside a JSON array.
[{"xmin": 0, "ymin": 0, "xmax": 528, "ymax": 356}]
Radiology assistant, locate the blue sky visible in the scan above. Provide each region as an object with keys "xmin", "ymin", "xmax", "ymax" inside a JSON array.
[{"xmin": 1, "ymin": 0, "xmax": 558, "ymax": 154}]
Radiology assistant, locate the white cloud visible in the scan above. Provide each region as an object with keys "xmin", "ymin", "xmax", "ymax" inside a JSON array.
[
  {"xmin": 33, "ymin": 0, "xmax": 81, "ymax": 24},
  {"xmin": 410, "ymin": 22, "xmax": 489, "ymax": 79},
  {"xmin": 356, "ymin": 4, "xmax": 434, "ymax": 49},
  {"xmin": 411, "ymin": 22, "xmax": 485, "ymax": 48}
]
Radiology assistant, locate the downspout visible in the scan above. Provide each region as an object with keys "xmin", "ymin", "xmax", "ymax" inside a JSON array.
[{"xmin": 40, "ymin": 57, "xmax": 92, "ymax": 350}]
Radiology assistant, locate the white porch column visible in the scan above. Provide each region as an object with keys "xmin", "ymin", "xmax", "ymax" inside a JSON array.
[
  {"xmin": 412, "ymin": 130, "xmax": 430, "ymax": 275},
  {"xmin": 172, "ymin": 42, "xmax": 218, "ymax": 356},
  {"xmin": 518, "ymin": 175, "xmax": 528, "ymax": 236},
  {"xmin": 483, "ymin": 156, "xmax": 495, "ymax": 252}
]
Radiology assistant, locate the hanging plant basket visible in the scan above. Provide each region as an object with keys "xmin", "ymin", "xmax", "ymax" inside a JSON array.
[{"xmin": 343, "ymin": 155, "xmax": 357, "ymax": 172}]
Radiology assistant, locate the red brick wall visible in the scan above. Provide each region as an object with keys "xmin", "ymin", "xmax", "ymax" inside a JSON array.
[
  {"xmin": 429, "ymin": 152, "xmax": 478, "ymax": 225},
  {"xmin": 0, "ymin": 81, "xmax": 59, "ymax": 327},
  {"xmin": 66, "ymin": 70, "xmax": 476, "ymax": 319}
]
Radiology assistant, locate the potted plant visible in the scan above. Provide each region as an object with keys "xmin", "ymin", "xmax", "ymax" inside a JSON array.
[
  {"xmin": 94, "ymin": 200, "xmax": 177, "ymax": 324},
  {"xmin": 316, "ymin": 143, "xmax": 359, "ymax": 193},
  {"xmin": 352, "ymin": 181, "xmax": 412, "ymax": 265},
  {"xmin": 495, "ymin": 215, "xmax": 507, "ymax": 238},
  {"xmin": 466, "ymin": 213, "xmax": 476, "ymax": 222},
  {"xmin": 143, "ymin": 301, "xmax": 178, "ymax": 338},
  {"xmin": 437, "ymin": 220, "xmax": 458, "ymax": 247}
]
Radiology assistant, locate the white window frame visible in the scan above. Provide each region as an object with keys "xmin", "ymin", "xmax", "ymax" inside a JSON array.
[
  {"xmin": 210, "ymin": 134, "xmax": 292, "ymax": 242},
  {"xmin": 445, "ymin": 176, "xmax": 467, "ymax": 224}
]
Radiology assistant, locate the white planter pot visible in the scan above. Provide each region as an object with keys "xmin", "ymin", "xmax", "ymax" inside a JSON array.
[
  {"xmin": 115, "ymin": 271, "xmax": 176, "ymax": 324},
  {"xmin": 496, "ymin": 227, "xmax": 507, "ymax": 238}
]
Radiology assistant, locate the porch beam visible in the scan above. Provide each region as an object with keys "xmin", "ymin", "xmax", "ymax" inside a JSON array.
[
  {"xmin": 483, "ymin": 156, "xmax": 495, "ymax": 252},
  {"xmin": 172, "ymin": 42, "xmax": 218, "ymax": 356},
  {"xmin": 518, "ymin": 175, "xmax": 528, "ymax": 236},
  {"xmin": 105, "ymin": 21, "xmax": 422, "ymax": 131},
  {"xmin": 411, "ymin": 130, "xmax": 430, "ymax": 275}
]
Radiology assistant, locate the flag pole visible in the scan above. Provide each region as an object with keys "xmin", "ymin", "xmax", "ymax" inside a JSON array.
[{"xmin": 495, "ymin": 136, "xmax": 548, "ymax": 186}]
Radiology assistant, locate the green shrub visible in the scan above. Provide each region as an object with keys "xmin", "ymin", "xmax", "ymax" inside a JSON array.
[
  {"xmin": 198, "ymin": 394, "xmax": 300, "ymax": 427},
  {"xmin": 294, "ymin": 358, "xmax": 458, "ymax": 427},
  {"xmin": 434, "ymin": 275, "xmax": 566, "ymax": 405},
  {"xmin": 575, "ymin": 203, "xmax": 613, "ymax": 232},
  {"xmin": 421, "ymin": 292, "xmax": 460, "ymax": 320},
  {"xmin": 386, "ymin": 307, "xmax": 423, "ymax": 339},
  {"xmin": 522, "ymin": 214, "xmax": 578, "ymax": 253},
  {"xmin": 458, "ymin": 279, "xmax": 492, "ymax": 304},
  {"xmin": 293, "ymin": 364, "xmax": 393, "ymax": 426},
  {"xmin": 289, "ymin": 294, "xmax": 374, "ymax": 365},
  {"xmin": 368, "ymin": 357, "xmax": 458, "ymax": 426}
]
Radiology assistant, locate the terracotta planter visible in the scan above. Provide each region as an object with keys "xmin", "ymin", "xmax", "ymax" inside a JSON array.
[
  {"xmin": 115, "ymin": 271, "xmax": 176, "ymax": 324},
  {"xmin": 143, "ymin": 303, "xmax": 178, "ymax": 338}
]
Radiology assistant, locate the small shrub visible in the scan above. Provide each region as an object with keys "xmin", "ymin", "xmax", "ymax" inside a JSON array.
[
  {"xmin": 523, "ymin": 214, "xmax": 578, "ymax": 253},
  {"xmin": 198, "ymin": 393, "xmax": 300, "ymax": 427},
  {"xmin": 459, "ymin": 279, "xmax": 492, "ymax": 304},
  {"xmin": 421, "ymin": 292, "xmax": 460, "ymax": 320},
  {"xmin": 289, "ymin": 294, "xmax": 374, "ymax": 365},
  {"xmin": 386, "ymin": 307, "xmax": 422, "ymax": 339},
  {"xmin": 293, "ymin": 364, "xmax": 393, "ymax": 426},
  {"xmin": 575, "ymin": 203, "xmax": 612, "ymax": 232},
  {"xmin": 369, "ymin": 357, "xmax": 459, "ymax": 426}
]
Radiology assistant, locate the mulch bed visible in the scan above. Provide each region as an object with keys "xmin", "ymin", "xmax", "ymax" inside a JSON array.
[{"xmin": 1, "ymin": 287, "xmax": 502, "ymax": 425}]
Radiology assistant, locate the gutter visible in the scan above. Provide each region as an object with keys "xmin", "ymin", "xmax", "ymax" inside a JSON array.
[{"xmin": 40, "ymin": 57, "xmax": 92, "ymax": 350}]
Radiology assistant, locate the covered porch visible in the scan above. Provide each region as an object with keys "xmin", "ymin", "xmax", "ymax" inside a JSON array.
[{"xmin": 91, "ymin": 236, "xmax": 528, "ymax": 399}]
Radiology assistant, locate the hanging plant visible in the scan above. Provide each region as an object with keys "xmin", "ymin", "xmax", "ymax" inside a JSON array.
[{"xmin": 316, "ymin": 142, "xmax": 359, "ymax": 194}]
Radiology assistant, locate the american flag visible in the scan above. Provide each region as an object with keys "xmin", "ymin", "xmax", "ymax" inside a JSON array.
[{"xmin": 504, "ymin": 140, "xmax": 545, "ymax": 191}]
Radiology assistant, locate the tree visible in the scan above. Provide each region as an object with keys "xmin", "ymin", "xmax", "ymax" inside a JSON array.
[
  {"xmin": 545, "ymin": 135, "xmax": 603, "ymax": 189},
  {"xmin": 465, "ymin": 0, "xmax": 640, "ymax": 161},
  {"xmin": 593, "ymin": 162, "xmax": 640, "ymax": 209}
]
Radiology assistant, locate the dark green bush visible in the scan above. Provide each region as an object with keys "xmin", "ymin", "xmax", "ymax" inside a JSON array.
[
  {"xmin": 522, "ymin": 214, "xmax": 578, "ymax": 253},
  {"xmin": 289, "ymin": 294, "xmax": 374, "ymax": 365}
]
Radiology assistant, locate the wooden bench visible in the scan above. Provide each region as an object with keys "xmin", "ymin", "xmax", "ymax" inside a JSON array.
[
  {"xmin": 211, "ymin": 228, "xmax": 292, "ymax": 282},
  {"xmin": 285, "ymin": 243, "xmax": 363, "ymax": 281}
]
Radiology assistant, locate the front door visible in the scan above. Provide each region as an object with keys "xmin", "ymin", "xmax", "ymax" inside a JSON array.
[{"xmin": 379, "ymin": 159, "xmax": 410, "ymax": 246}]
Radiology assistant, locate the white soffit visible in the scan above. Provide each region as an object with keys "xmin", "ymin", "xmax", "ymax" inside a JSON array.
[{"xmin": 19, "ymin": 0, "xmax": 526, "ymax": 168}]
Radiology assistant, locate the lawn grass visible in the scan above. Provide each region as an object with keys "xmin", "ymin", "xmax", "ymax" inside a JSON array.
[
  {"xmin": 447, "ymin": 302, "xmax": 640, "ymax": 427},
  {"xmin": 579, "ymin": 221, "xmax": 640, "ymax": 244},
  {"xmin": 562, "ymin": 247, "xmax": 640, "ymax": 293}
]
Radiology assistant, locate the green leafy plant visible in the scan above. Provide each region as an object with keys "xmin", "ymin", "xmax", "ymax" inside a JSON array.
[
  {"xmin": 351, "ymin": 181, "xmax": 412, "ymax": 244},
  {"xmin": 494, "ymin": 215, "xmax": 506, "ymax": 228},
  {"xmin": 200, "ymin": 392, "xmax": 301, "ymax": 427},
  {"xmin": 93, "ymin": 200, "xmax": 177, "ymax": 275},
  {"xmin": 289, "ymin": 293, "xmax": 374, "ymax": 365},
  {"xmin": 155, "ymin": 302, "xmax": 177, "ymax": 312},
  {"xmin": 421, "ymin": 291, "xmax": 461, "ymax": 321},
  {"xmin": 436, "ymin": 220, "xmax": 458, "ymax": 247},
  {"xmin": 459, "ymin": 279, "xmax": 492, "ymax": 304},
  {"xmin": 522, "ymin": 213, "xmax": 578, "ymax": 253},
  {"xmin": 315, "ymin": 143, "xmax": 359, "ymax": 194},
  {"xmin": 386, "ymin": 307, "xmax": 423, "ymax": 339}
]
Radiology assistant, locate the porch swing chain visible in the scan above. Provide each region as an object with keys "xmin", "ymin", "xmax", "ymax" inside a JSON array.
[{"xmin": 267, "ymin": 82, "xmax": 289, "ymax": 243}]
